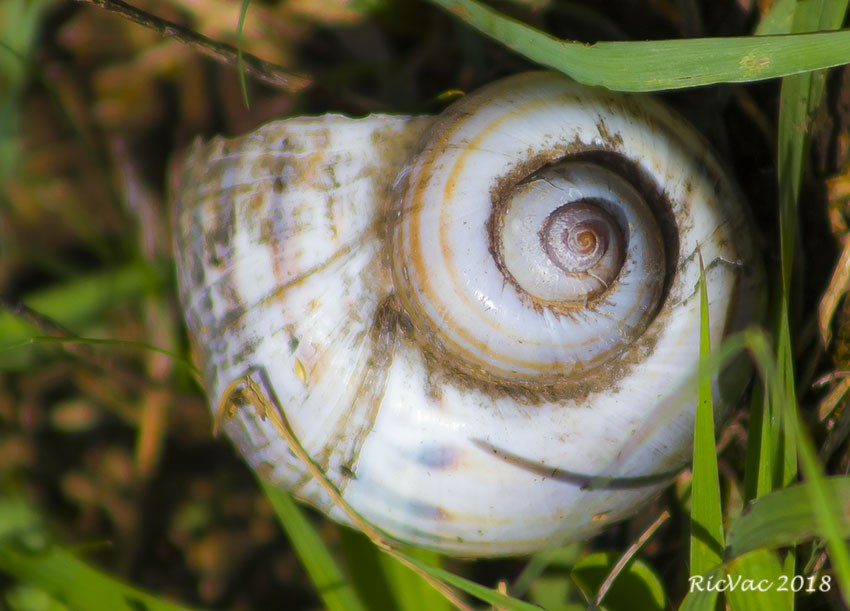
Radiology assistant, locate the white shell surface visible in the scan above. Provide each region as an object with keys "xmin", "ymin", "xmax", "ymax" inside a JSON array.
[{"xmin": 173, "ymin": 72, "xmax": 764, "ymax": 556}]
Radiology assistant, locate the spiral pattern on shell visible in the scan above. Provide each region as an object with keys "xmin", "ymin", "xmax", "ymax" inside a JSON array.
[{"xmin": 173, "ymin": 71, "xmax": 763, "ymax": 556}]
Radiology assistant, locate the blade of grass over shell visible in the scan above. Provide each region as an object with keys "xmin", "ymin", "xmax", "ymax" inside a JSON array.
[
  {"xmin": 226, "ymin": 374, "xmax": 473, "ymax": 609},
  {"xmin": 259, "ymin": 480, "xmax": 369, "ymax": 611},
  {"xmin": 682, "ymin": 311, "xmax": 793, "ymax": 609},
  {"xmin": 240, "ymin": 371, "xmax": 535, "ymax": 610},
  {"xmin": 690, "ymin": 257, "xmax": 724, "ymax": 576},
  {"xmin": 0, "ymin": 496, "xmax": 194, "ymax": 611},
  {"xmin": 426, "ymin": 0, "xmax": 850, "ymax": 91}
]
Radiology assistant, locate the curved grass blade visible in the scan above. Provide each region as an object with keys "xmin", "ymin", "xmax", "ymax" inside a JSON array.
[
  {"xmin": 395, "ymin": 552, "xmax": 542, "ymax": 611},
  {"xmin": 793, "ymin": 429, "xmax": 850, "ymax": 603},
  {"xmin": 725, "ymin": 478, "xmax": 850, "ymax": 559},
  {"xmin": 30, "ymin": 335, "xmax": 202, "ymax": 381},
  {"xmin": 427, "ymin": 0, "xmax": 850, "ymax": 91},
  {"xmin": 0, "ymin": 261, "xmax": 171, "ymax": 366}
]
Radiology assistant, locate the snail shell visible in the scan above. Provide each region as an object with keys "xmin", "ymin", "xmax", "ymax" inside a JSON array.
[{"xmin": 173, "ymin": 71, "xmax": 763, "ymax": 556}]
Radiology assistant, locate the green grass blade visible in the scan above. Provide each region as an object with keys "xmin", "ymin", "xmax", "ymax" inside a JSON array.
[
  {"xmin": 396, "ymin": 551, "xmax": 541, "ymax": 610},
  {"xmin": 741, "ymin": 306, "xmax": 793, "ymax": 502},
  {"xmin": 743, "ymin": 0, "xmax": 803, "ymax": 499},
  {"xmin": 5, "ymin": 582, "xmax": 74, "ymax": 610},
  {"xmin": 513, "ymin": 544, "xmax": 583, "ymax": 599},
  {"xmin": 0, "ymin": 261, "xmax": 171, "ymax": 369},
  {"xmin": 774, "ymin": 309, "xmax": 797, "ymax": 491},
  {"xmin": 794, "ymin": 424, "xmax": 850, "ymax": 602},
  {"xmin": 724, "ymin": 549, "xmax": 792, "ymax": 610},
  {"xmin": 340, "ymin": 528, "xmax": 454, "ymax": 611},
  {"xmin": 740, "ymin": 0, "xmax": 847, "ymax": 565},
  {"xmin": 754, "ymin": 0, "xmax": 797, "ymax": 36},
  {"xmin": 735, "ymin": 324, "xmax": 792, "ymax": 609},
  {"xmin": 690, "ymin": 259, "xmax": 724, "ymax": 576},
  {"xmin": 777, "ymin": 1, "xmax": 848, "ymax": 292},
  {"xmin": 0, "ymin": 0, "xmax": 52, "ymax": 181},
  {"xmin": 681, "ymin": 551, "xmax": 791, "ymax": 610},
  {"xmin": 340, "ymin": 528, "xmax": 451, "ymax": 611},
  {"xmin": 0, "ymin": 496, "xmax": 194, "ymax": 611},
  {"xmin": 766, "ymin": 4, "xmax": 848, "ymax": 605},
  {"xmin": 338, "ymin": 528, "xmax": 399, "ymax": 611},
  {"xmin": 427, "ymin": 0, "xmax": 850, "ymax": 91},
  {"xmin": 378, "ymin": 548, "xmax": 452, "ymax": 611},
  {"xmin": 258, "ymin": 480, "xmax": 369, "ymax": 611},
  {"xmin": 742, "ymin": 380, "xmax": 768, "ymax": 503},
  {"xmin": 571, "ymin": 551, "xmax": 666, "ymax": 611},
  {"xmin": 679, "ymin": 587, "xmax": 719, "ymax": 611},
  {"xmin": 236, "ymin": 0, "xmax": 251, "ymax": 108},
  {"xmin": 725, "ymin": 478, "xmax": 850, "ymax": 559}
]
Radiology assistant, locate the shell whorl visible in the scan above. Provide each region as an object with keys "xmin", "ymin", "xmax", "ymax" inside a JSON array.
[
  {"xmin": 392, "ymin": 74, "xmax": 679, "ymax": 385},
  {"xmin": 173, "ymin": 71, "xmax": 763, "ymax": 556}
]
